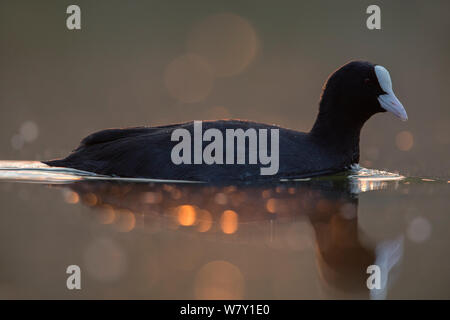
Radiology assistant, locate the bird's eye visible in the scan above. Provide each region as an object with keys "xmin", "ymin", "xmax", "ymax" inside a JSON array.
[{"xmin": 364, "ymin": 78, "xmax": 371, "ymax": 85}]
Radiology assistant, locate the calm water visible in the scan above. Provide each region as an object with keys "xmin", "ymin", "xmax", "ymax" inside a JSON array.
[{"xmin": 0, "ymin": 161, "xmax": 448, "ymax": 299}]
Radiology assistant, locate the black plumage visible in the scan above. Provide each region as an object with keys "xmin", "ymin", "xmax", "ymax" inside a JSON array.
[{"xmin": 43, "ymin": 61, "xmax": 401, "ymax": 182}]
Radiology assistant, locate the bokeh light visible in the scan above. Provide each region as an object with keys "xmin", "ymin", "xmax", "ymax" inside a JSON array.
[
  {"xmin": 19, "ymin": 121, "xmax": 39, "ymax": 143},
  {"xmin": 177, "ymin": 205, "xmax": 197, "ymax": 226},
  {"xmin": 266, "ymin": 198, "xmax": 277, "ymax": 213},
  {"xmin": 97, "ymin": 204, "xmax": 116, "ymax": 224},
  {"xmin": 115, "ymin": 209, "xmax": 136, "ymax": 232},
  {"xmin": 164, "ymin": 54, "xmax": 213, "ymax": 103},
  {"xmin": 407, "ymin": 216, "xmax": 432, "ymax": 243},
  {"xmin": 141, "ymin": 191, "xmax": 163, "ymax": 204},
  {"xmin": 194, "ymin": 260, "xmax": 245, "ymax": 299},
  {"xmin": 82, "ymin": 193, "xmax": 98, "ymax": 207},
  {"xmin": 62, "ymin": 190, "xmax": 79, "ymax": 204},
  {"xmin": 395, "ymin": 131, "xmax": 414, "ymax": 151},
  {"xmin": 187, "ymin": 13, "xmax": 259, "ymax": 77},
  {"xmin": 214, "ymin": 192, "xmax": 228, "ymax": 205},
  {"xmin": 220, "ymin": 209, "xmax": 238, "ymax": 234}
]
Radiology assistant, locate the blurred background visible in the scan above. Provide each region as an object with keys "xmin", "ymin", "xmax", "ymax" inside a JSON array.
[
  {"xmin": 0, "ymin": 0, "xmax": 450, "ymax": 300},
  {"xmin": 1, "ymin": 0, "xmax": 449, "ymax": 178}
]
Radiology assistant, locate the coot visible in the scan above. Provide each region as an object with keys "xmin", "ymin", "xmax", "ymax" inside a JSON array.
[{"xmin": 44, "ymin": 61, "xmax": 407, "ymax": 182}]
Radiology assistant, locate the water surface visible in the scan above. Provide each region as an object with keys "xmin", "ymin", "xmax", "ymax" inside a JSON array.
[{"xmin": 0, "ymin": 161, "xmax": 448, "ymax": 299}]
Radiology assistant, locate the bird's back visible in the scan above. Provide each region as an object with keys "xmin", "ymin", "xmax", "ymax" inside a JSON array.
[{"xmin": 44, "ymin": 120, "xmax": 351, "ymax": 182}]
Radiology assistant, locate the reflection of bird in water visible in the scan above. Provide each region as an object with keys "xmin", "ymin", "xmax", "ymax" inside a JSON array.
[{"xmin": 62, "ymin": 177, "xmax": 402, "ymax": 298}]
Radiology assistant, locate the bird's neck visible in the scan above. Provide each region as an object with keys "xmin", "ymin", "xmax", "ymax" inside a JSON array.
[{"xmin": 309, "ymin": 103, "xmax": 367, "ymax": 163}]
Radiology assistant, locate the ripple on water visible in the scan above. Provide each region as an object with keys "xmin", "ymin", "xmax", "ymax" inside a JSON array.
[{"xmin": 0, "ymin": 161, "xmax": 443, "ymax": 194}]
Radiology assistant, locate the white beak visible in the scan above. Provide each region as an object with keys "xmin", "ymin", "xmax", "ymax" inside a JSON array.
[
  {"xmin": 378, "ymin": 91, "xmax": 408, "ymax": 121},
  {"xmin": 375, "ymin": 65, "xmax": 408, "ymax": 121}
]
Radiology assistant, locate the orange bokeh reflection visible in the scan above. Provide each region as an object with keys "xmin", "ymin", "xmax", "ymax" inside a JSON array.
[
  {"xmin": 266, "ymin": 198, "xmax": 277, "ymax": 213},
  {"xmin": 97, "ymin": 204, "xmax": 116, "ymax": 224},
  {"xmin": 194, "ymin": 260, "xmax": 244, "ymax": 299},
  {"xmin": 83, "ymin": 193, "xmax": 98, "ymax": 206},
  {"xmin": 63, "ymin": 190, "xmax": 79, "ymax": 204},
  {"xmin": 115, "ymin": 209, "xmax": 136, "ymax": 232},
  {"xmin": 220, "ymin": 210, "xmax": 238, "ymax": 234},
  {"xmin": 177, "ymin": 205, "xmax": 197, "ymax": 226}
]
